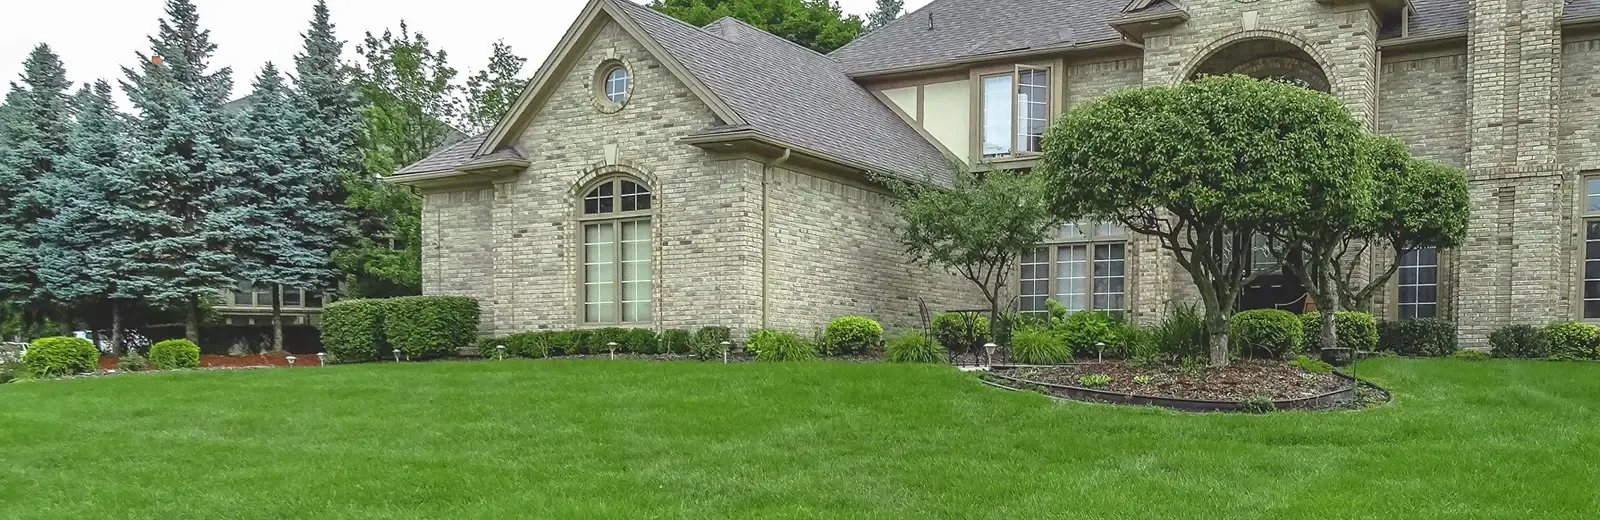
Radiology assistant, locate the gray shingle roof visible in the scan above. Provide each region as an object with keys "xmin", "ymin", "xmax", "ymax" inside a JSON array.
[
  {"xmin": 614, "ymin": 1, "xmax": 955, "ymax": 183},
  {"xmin": 394, "ymin": 133, "xmax": 487, "ymax": 176},
  {"xmin": 1570, "ymin": 0, "xmax": 1600, "ymax": 18},
  {"xmin": 829, "ymin": 0, "xmax": 1131, "ymax": 76}
]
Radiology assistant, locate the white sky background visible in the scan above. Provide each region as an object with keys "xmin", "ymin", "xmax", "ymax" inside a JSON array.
[{"xmin": 0, "ymin": 0, "xmax": 937, "ymax": 106}]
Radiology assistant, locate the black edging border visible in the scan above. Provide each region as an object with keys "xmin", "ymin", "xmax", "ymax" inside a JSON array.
[{"xmin": 982, "ymin": 366, "xmax": 1392, "ymax": 413}]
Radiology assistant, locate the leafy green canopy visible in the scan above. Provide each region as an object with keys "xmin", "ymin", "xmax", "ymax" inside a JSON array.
[
  {"xmin": 462, "ymin": 41, "xmax": 528, "ymax": 133},
  {"xmin": 650, "ymin": 0, "xmax": 864, "ymax": 54},
  {"xmin": 1036, "ymin": 75, "xmax": 1370, "ymax": 366}
]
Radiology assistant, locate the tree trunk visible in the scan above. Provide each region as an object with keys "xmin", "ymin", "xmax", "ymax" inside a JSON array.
[
  {"xmin": 110, "ymin": 301, "xmax": 125, "ymax": 356},
  {"xmin": 185, "ymin": 295, "xmax": 201, "ymax": 344},
  {"xmin": 1206, "ymin": 310, "xmax": 1230, "ymax": 367},
  {"xmin": 1319, "ymin": 279, "xmax": 1342, "ymax": 353},
  {"xmin": 272, "ymin": 285, "xmax": 284, "ymax": 353}
]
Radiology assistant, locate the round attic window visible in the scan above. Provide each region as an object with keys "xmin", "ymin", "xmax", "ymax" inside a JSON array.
[
  {"xmin": 592, "ymin": 59, "xmax": 634, "ymax": 113},
  {"xmin": 603, "ymin": 66, "xmax": 630, "ymax": 103}
]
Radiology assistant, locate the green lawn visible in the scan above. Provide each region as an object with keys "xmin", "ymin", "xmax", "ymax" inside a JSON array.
[{"xmin": 0, "ymin": 358, "xmax": 1597, "ymax": 519}]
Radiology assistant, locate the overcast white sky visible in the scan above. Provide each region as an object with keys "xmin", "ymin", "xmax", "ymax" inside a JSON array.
[{"xmin": 0, "ymin": 0, "xmax": 936, "ymax": 104}]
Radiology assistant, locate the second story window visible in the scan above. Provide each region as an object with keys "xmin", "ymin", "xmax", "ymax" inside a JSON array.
[{"xmin": 981, "ymin": 65, "xmax": 1051, "ymax": 158}]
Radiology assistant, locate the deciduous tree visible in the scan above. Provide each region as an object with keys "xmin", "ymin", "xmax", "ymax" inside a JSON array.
[
  {"xmin": 461, "ymin": 40, "xmax": 528, "ymax": 133},
  {"xmin": 650, "ymin": 0, "xmax": 864, "ymax": 53}
]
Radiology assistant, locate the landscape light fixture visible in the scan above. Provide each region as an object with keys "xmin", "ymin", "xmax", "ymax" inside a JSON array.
[
  {"xmin": 496, "ymin": 344, "xmax": 506, "ymax": 361},
  {"xmin": 721, "ymin": 341, "xmax": 731, "ymax": 364},
  {"xmin": 286, "ymin": 355, "xmax": 296, "ymax": 367},
  {"xmin": 392, "ymin": 348, "xmax": 401, "ymax": 362},
  {"xmin": 1096, "ymin": 341, "xmax": 1106, "ymax": 362},
  {"xmin": 983, "ymin": 343, "xmax": 998, "ymax": 367},
  {"xmin": 317, "ymin": 352, "xmax": 326, "ymax": 366},
  {"xmin": 607, "ymin": 342, "xmax": 618, "ymax": 360}
]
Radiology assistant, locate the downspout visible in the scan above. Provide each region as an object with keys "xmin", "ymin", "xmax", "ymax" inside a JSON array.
[{"xmin": 762, "ymin": 148, "xmax": 792, "ymax": 329}]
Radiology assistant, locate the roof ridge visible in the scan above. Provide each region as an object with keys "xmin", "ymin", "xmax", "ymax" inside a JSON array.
[{"xmin": 711, "ymin": 16, "xmax": 834, "ymax": 63}]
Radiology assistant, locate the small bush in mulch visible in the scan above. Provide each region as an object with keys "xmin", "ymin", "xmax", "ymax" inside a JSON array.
[
  {"xmin": 748, "ymin": 330, "xmax": 817, "ymax": 362},
  {"xmin": 990, "ymin": 360, "xmax": 1347, "ymax": 402},
  {"xmin": 24, "ymin": 337, "xmax": 99, "ymax": 377},
  {"xmin": 149, "ymin": 339, "xmax": 201, "ymax": 370},
  {"xmin": 885, "ymin": 331, "xmax": 944, "ymax": 364},
  {"xmin": 1010, "ymin": 327, "xmax": 1071, "ymax": 364}
]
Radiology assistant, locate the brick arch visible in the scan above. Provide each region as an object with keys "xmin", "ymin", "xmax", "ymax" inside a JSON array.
[
  {"xmin": 569, "ymin": 162, "xmax": 659, "ymax": 197},
  {"xmin": 1178, "ymin": 29, "xmax": 1337, "ymax": 88}
]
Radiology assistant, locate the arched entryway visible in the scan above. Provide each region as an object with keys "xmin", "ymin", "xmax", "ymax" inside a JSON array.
[{"xmin": 1188, "ymin": 36, "xmax": 1333, "ymax": 313}]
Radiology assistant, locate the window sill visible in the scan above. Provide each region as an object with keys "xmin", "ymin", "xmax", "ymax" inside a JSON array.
[{"xmin": 973, "ymin": 155, "xmax": 1040, "ymax": 171}]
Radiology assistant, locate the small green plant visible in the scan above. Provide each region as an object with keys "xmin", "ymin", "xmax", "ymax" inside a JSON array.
[
  {"xmin": 1078, "ymin": 373, "xmax": 1112, "ymax": 387},
  {"xmin": 692, "ymin": 326, "xmax": 732, "ymax": 359},
  {"xmin": 1290, "ymin": 355, "xmax": 1334, "ymax": 374},
  {"xmin": 1132, "ymin": 374, "xmax": 1154, "ymax": 385},
  {"xmin": 1238, "ymin": 396, "xmax": 1277, "ymax": 414},
  {"xmin": 1054, "ymin": 308, "xmax": 1118, "ymax": 357},
  {"xmin": 659, "ymin": 329, "xmax": 694, "ymax": 355},
  {"xmin": 1009, "ymin": 327, "xmax": 1071, "ymax": 365},
  {"xmin": 885, "ymin": 331, "xmax": 946, "ymax": 364},
  {"xmin": 823, "ymin": 316, "xmax": 883, "ymax": 355},
  {"xmin": 0, "ymin": 357, "xmax": 22, "ymax": 383},
  {"xmin": 117, "ymin": 351, "xmax": 150, "ymax": 372},
  {"xmin": 1542, "ymin": 321, "xmax": 1600, "ymax": 361},
  {"xmin": 1451, "ymin": 349, "xmax": 1490, "ymax": 361},
  {"xmin": 149, "ymin": 339, "xmax": 201, "ymax": 370},
  {"xmin": 748, "ymin": 330, "xmax": 818, "ymax": 362},
  {"xmin": 23, "ymin": 337, "xmax": 99, "ymax": 377},
  {"xmin": 1154, "ymin": 303, "xmax": 1208, "ymax": 361},
  {"xmin": 931, "ymin": 312, "xmax": 990, "ymax": 363}
]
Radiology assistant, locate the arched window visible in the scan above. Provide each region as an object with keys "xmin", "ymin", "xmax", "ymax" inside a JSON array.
[{"xmin": 580, "ymin": 177, "xmax": 652, "ymax": 324}]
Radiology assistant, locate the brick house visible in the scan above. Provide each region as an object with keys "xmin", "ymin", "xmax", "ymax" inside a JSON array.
[{"xmin": 391, "ymin": 0, "xmax": 1600, "ymax": 346}]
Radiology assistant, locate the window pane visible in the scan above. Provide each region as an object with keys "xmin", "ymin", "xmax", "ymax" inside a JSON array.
[
  {"xmin": 1019, "ymin": 247, "xmax": 1049, "ymax": 315},
  {"xmin": 1587, "ymin": 220, "xmax": 1600, "ymax": 318},
  {"xmin": 584, "ymin": 223, "xmax": 617, "ymax": 323},
  {"xmin": 1016, "ymin": 68, "xmax": 1049, "ymax": 153},
  {"xmin": 1093, "ymin": 244, "xmax": 1126, "ymax": 313},
  {"xmin": 283, "ymin": 289, "xmax": 302, "ymax": 307},
  {"xmin": 1397, "ymin": 247, "xmax": 1438, "ymax": 319},
  {"xmin": 606, "ymin": 67, "xmax": 629, "ymax": 102},
  {"xmin": 306, "ymin": 292, "xmax": 324, "ymax": 308},
  {"xmin": 982, "ymin": 75, "xmax": 1013, "ymax": 156},
  {"xmin": 254, "ymin": 286, "xmax": 272, "ymax": 306},
  {"xmin": 1056, "ymin": 245, "xmax": 1087, "ymax": 312},
  {"xmin": 620, "ymin": 220, "xmax": 651, "ymax": 323},
  {"xmin": 1588, "ymin": 178, "xmax": 1600, "ymax": 212},
  {"xmin": 620, "ymin": 181, "xmax": 651, "ymax": 212},
  {"xmin": 233, "ymin": 282, "xmax": 253, "ymax": 305}
]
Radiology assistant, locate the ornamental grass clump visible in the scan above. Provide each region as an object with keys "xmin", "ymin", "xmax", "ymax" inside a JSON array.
[
  {"xmin": 1009, "ymin": 327, "xmax": 1071, "ymax": 365},
  {"xmin": 748, "ymin": 330, "xmax": 818, "ymax": 362},
  {"xmin": 885, "ymin": 331, "xmax": 945, "ymax": 364}
]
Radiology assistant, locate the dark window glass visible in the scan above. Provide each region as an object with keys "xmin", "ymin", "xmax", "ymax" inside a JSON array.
[{"xmin": 283, "ymin": 289, "xmax": 302, "ymax": 307}]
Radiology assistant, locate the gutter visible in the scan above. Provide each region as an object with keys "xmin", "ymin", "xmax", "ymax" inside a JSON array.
[{"xmin": 761, "ymin": 147, "xmax": 791, "ymax": 330}]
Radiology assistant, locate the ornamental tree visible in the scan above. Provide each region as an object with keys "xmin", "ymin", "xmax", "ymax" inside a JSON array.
[
  {"xmin": 885, "ymin": 168, "xmax": 1058, "ymax": 329},
  {"xmin": 1332, "ymin": 156, "xmax": 1470, "ymax": 312},
  {"xmin": 1036, "ymin": 75, "xmax": 1370, "ymax": 366}
]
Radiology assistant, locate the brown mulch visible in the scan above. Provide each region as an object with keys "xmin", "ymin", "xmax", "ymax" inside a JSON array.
[
  {"xmin": 990, "ymin": 360, "xmax": 1348, "ymax": 402},
  {"xmin": 99, "ymin": 353, "xmax": 321, "ymax": 371}
]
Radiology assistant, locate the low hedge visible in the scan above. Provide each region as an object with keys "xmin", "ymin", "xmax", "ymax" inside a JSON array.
[
  {"xmin": 1230, "ymin": 309, "xmax": 1303, "ymax": 359},
  {"xmin": 383, "ymin": 296, "xmax": 479, "ymax": 360},
  {"xmin": 321, "ymin": 299, "xmax": 388, "ymax": 363},
  {"xmin": 886, "ymin": 331, "xmax": 945, "ymax": 363},
  {"xmin": 149, "ymin": 339, "xmax": 201, "ymax": 369},
  {"xmin": 823, "ymin": 316, "xmax": 882, "ymax": 355},
  {"xmin": 23, "ymin": 336, "xmax": 98, "ymax": 377},
  {"xmin": 1489, "ymin": 324, "xmax": 1550, "ymax": 359},
  {"xmin": 142, "ymin": 324, "xmax": 323, "ymax": 355},
  {"xmin": 1377, "ymin": 318, "xmax": 1458, "ymax": 357},
  {"xmin": 748, "ymin": 330, "xmax": 817, "ymax": 362},
  {"xmin": 1298, "ymin": 311, "xmax": 1377, "ymax": 353},
  {"xmin": 1543, "ymin": 321, "xmax": 1600, "ymax": 361},
  {"xmin": 659, "ymin": 329, "xmax": 694, "ymax": 355}
]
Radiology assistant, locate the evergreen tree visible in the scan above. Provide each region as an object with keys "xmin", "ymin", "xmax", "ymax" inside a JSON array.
[
  {"xmin": 35, "ymin": 81, "xmax": 148, "ymax": 353},
  {"xmin": 461, "ymin": 41, "xmax": 528, "ymax": 133},
  {"xmin": 219, "ymin": 64, "xmax": 341, "ymax": 352},
  {"xmin": 865, "ymin": 0, "xmax": 904, "ymax": 31},
  {"xmin": 0, "ymin": 44, "xmax": 74, "ymax": 328},
  {"xmin": 293, "ymin": 0, "xmax": 363, "ymax": 198},
  {"xmin": 120, "ymin": 0, "xmax": 239, "ymax": 343}
]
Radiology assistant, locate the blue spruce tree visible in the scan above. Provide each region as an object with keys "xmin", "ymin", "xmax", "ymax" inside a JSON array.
[
  {"xmin": 0, "ymin": 44, "xmax": 74, "ymax": 332},
  {"xmin": 120, "ymin": 0, "xmax": 239, "ymax": 343},
  {"xmin": 35, "ymin": 81, "xmax": 151, "ymax": 353}
]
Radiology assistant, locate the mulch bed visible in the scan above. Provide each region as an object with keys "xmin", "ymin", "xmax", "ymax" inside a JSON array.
[
  {"xmin": 99, "ymin": 353, "xmax": 319, "ymax": 371},
  {"xmin": 990, "ymin": 360, "xmax": 1348, "ymax": 402}
]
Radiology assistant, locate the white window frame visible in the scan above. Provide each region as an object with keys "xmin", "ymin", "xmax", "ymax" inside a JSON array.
[{"xmin": 604, "ymin": 66, "xmax": 630, "ymax": 103}]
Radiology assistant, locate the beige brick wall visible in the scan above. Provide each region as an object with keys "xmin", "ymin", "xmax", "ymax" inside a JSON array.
[
  {"xmin": 421, "ymin": 187, "xmax": 496, "ymax": 324},
  {"xmin": 1065, "ymin": 57, "xmax": 1143, "ymax": 109},
  {"xmin": 763, "ymin": 165, "xmax": 984, "ymax": 334},
  {"xmin": 1379, "ymin": 51, "xmax": 1470, "ymax": 167}
]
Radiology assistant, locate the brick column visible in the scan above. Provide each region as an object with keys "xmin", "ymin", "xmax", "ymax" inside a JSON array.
[{"xmin": 1457, "ymin": 0, "xmax": 1567, "ymax": 346}]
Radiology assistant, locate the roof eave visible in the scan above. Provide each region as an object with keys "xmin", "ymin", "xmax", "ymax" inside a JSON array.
[
  {"xmin": 1110, "ymin": 11, "xmax": 1191, "ymax": 41},
  {"xmin": 843, "ymin": 38, "xmax": 1135, "ymax": 80},
  {"xmin": 681, "ymin": 129, "xmax": 888, "ymax": 178}
]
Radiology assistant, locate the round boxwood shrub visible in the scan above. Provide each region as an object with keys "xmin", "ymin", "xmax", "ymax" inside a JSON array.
[
  {"xmin": 748, "ymin": 330, "xmax": 818, "ymax": 362},
  {"xmin": 321, "ymin": 299, "xmax": 388, "ymax": 363},
  {"xmin": 23, "ymin": 336, "xmax": 99, "ymax": 377},
  {"xmin": 149, "ymin": 339, "xmax": 201, "ymax": 370},
  {"xmin": 1009, "ymin": 327, "xmax": 1071, "ymax": 365},
  {"xmin": 1377, "ymin": 318, "xmax": 1458, "ymax": 357},
  {"xmin": 1542, "ymin": 321, "xmax": 1600, "ymax": 361},
  {"xmin": 1489, "ymin": 324, "xmax": 1550, "ymax": 359},
  {"xmin": 1055, "ymin": 311, "xmax": 1118, "ymax": 354},
  {"xmin": 1298, "ymin": 311, "xmax": 1377, "ymax": 353},
  {"xmin": 931, "ymin": 312, "xmax": 990, "ymax": 360},
  {"xmin": 885, "ymin": 331, "xmax": 946, "ymax": 363},
  {"xmin": 383, "ymin": 296, "xmax": 480, "ymax": 360},
  {"xmin": 1230, "ymin": 309, "xmax": 1303, "ymax": 359},
  {"xmin": 823, "ymin": 316, "xmax": 883, "ymax": 355}
]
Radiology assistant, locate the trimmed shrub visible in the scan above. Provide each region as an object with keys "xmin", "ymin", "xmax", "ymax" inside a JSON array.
[
  {"xmin": 621, "ymin": 328, "xmax": 659, "ymax": 354},
  {"xmin": 659, "ymin": 329, "xmax": 694, "ymax": 355},
  {"xmin": 321, "ymin": 299, "xmax": 388, "ymax": 363},
  {"xmin": 117, "ymin": 351, "xmax": 150, "ymax": 372},
  {"xmin": 693, "ymin": 326, "xmax": 731, "ymax": 358},
  {"xmin": 1298, "ymin": 311, "xmax": 1378, "ymax": 353},
  {"xmin": 823, "ymin": 316, "xmax": 883, "ymax": 355},
  {"xmin": 931, "ymin": 312, "xmax": 990, "ymax": 360},
  {"xmin": 1010, "ymin": 327, "xmax": 1072, "ymax": 365},
  {"xmin": 503, "ymin": 332, "xmax": 552, "ymax": 358},
  {"xmin": 1489, "ymin": 324, "xmax": 1550, "ymax": 359},
  {"xmin": 748, "ymin": 330, "xmax": 818, "ymax": 362},
  {"xmin": 383, "ymin": 296, "xmax": 480, "ymax": 360},
  {"xmin": 1377, "ymin": 318, "xmax": 1458, "ymax": 357},
  {"xmin": 1543, "ymin": 321, "xmax": 1600, "ymax": 361},
  {"xmin": 1230, "ymin": 309, "xmax": 1303, "ymax": 359},
  {"xmin": 23, "ymin": 337, "xmax": 98, "ymax": 377},
  {"xmin": 885, "ymin": 331, "xmax": 945, "ymax": 364},
  {"xmin": 149, "ymin": 339, "xmax": 201, "ymax": 370},
  {"xmin": 582, "ymin": 327, "xmax": 628, "ymax": 354},
  {"xmin": 1055, "ymin": 311, "xmax": 1118, "ymax": 355}
]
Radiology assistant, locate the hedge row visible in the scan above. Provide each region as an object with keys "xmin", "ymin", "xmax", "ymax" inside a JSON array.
[{"xmin": 321, "ymin": 296, "xmax": 480, "ymax": 363}]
